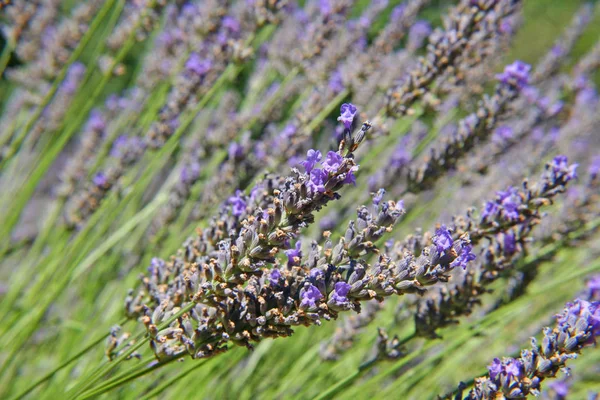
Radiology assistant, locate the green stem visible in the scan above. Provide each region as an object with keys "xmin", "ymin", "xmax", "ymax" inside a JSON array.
[
  {"xmin": 11, "ymin": 319, "xmax": 128, "ymax": 400},
  {"xmin": 139, "ymin": 361, "xmax": 207, "ymax": 400}
]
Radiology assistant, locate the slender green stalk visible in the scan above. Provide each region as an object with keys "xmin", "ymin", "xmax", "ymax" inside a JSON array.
[
  {"xmin": 139, "ymin": 361, "xmax": 207, "ymax": 400},
  {"xmin": 11, "ymin": 319, "xmax": 128, "ymax": 400}
]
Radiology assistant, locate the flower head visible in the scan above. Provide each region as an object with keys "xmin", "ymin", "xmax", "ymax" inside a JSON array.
[
  {"xmin": 322, "ymin": 151, "xmax": 344, "ymax": 174},
  {"xmin": 450, "ymin": 244, "xmax": 476, "ymax": 270},
  {"xmin": 551, "ymin": 155, "xmax": 578, "ymax": 182},
  {"xmin": 337, "ymin": 103, "xmax": 357, "ymax": 130},
  {"xmin": 185, "ymin": 53, "xmax": 212, "ymax": 76},
  {"xmin": 300, "ymin": 149, "xmax": 322, "ymax": 173},
  {"xmin": 496, "ymin": 60, "xmax": 531, "ymax": 89},
  {"xmin": 284, "ymin": 242, "xmax": 302, "ymax": 267},
  {"xmin": 433, "ymin": 225, "xmax": 453, "ymax": 255},
  {"xmin": 330, "ymin": 281, "xmax": 352, "ymax": 306},
  {"xmin": 93, "ymin": 172, "xmax": 108, "ymax": 187},
  {"xmin": 228, "ymin": 190, "xmax": 247, "ymax": 217},
  {"xmin": 300, "ymin": 284, "xmax": 323, "ymax": 309},
  {"xmin": 487, "ymin": 358, "xmax": 502, "ymax": 380}
]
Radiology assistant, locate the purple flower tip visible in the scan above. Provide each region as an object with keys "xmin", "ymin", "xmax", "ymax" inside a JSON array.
[
  {"xmin": 330, "ymin": 281, "xmax": 352, "ymax": 305},
  {"xmin": 228, "ymin": 190, "xmax": 247, "ymax": 217},
  {"xmin": 496, "ymin": 60, "xmax": 531, "ymax": 89},
  {"xmin": 451, "ymin": 244, "xmax": 476, "ymax": 270},
  {"xmin": 93, "ymin": 172, "xmax": 108, "ymax": 187},
  {"xmin": 373, "ymin": 188, "xmax": 386, "ymax": 206},
  {"xmin": 433, "ymin": 225, "xmax": 453, "ymax": 255},
  {"xmin": 337, "ymin": 103, "xmax": 358, "ymax": 130},
  {"xmin": 300, "ymin": 149, "xmax": 322, "ymax": 173},
  {"xmin": 185, "ymin": 53, "xmax": 212, "ymax": 76},
  {"xmin": 270, "ymin": 268, "xmax": 282, "ymax": 284},
  {"xmin": 300, "ymin": 284, "xmax": 323, "ymax": 309},
  {"xmin": 284, "ymin": 242, "xmax": 302, "ymax": 267},
  {"xmin": 322, "ymin": 151, "xmax": 344, "ymax": 174}
]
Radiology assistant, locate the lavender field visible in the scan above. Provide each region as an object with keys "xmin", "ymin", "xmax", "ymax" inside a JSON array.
[{"xmin": 1, "ymin": 0, "xmax": 600, "ymax": 399}]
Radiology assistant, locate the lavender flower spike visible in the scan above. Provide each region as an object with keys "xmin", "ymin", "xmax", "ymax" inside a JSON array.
[{"xmin": 451, "ymin": 299, "xmax": 600, "ymax": 399}]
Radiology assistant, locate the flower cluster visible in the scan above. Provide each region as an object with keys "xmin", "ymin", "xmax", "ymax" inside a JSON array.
[{"xmin": 453, "ymin": 299, "xmax": 600, "ymax": 399}]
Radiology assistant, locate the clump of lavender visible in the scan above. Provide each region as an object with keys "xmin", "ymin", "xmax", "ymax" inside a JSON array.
[{"xmin": 450, "ymin": 299, "xmax": 600, "ymax": 399}]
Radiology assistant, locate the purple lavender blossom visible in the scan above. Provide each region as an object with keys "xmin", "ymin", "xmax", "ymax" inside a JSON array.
[
  {"xmin": 185, "ymin": 53, "xmax": 211, "ymax": 76},
  {"xmin": 372, "ymin": 188, "xmax": 386, "ymax": 206},
  {"xmin": 328, "ymin": 70, "xmax": 344, "ymax": 93},
  {"xmin": 269, "ymin": 268, "xmax": 282, "ymax": 284},
  {"xmin": 496, "ymin": 61, "xmax": 531, "ymax": 89},
  {"xmin": 300, "ymin": 284, "xmax": 323, "ymax": 309},
  {"xmin": 587, "ymin": 274, "xmax": 600, "ymax": 301},
  {"xmin": 551, "ymin": 155, "xmax": 578, "ymax": 181},
  {"xmin": 308, "ymin": 169, "xmax": 328, "ymax": 193},
  {"xmin": 228, "ymin": 190, "xmax": 247, "ymax": 217},
  {"xmin": 322, "ymin": 151, "xmax": 344, "ymax": 174},
  {"xmin": 342, "ymin": 167, "xmax": 358, "ymax": 186},
  {"xmin": 503, "ymin": 231, "xmax": 516, "ymax": 256},
  {"xmin": 337, "ymin": 103, "xmax": 357, "ymax": 130},
  {"xmin": 450, "ymin": 244, "xmax": 476, "ymax": 270},
  {"xmin": 487, "ymin": 358, "xmax": 502, "ymax": 380},
  {"xmin": 492, "ymin": 125, "xmax": 513, "ymax": 143},
  {"xmin": 330, "ymin": 282, "xmax": 351, "ymax": 305},
  {"xmin": 300, "ymin": 149, "xmax": 322, "ymax": 174},
  {"xmin": 408, "ymin": 20, "xmax": 432, "ymax": 49},
  {"xmin": 228, "ymin": 142, "xmax": 244, "ymax": 160},
  {"xmin": 504, "ymin": 358, "xmax": 523, "ymax": 380},
  {"xmin": 87, "ymin": 110, "xmax": 106, "ymax": 131},
  {"xmin": 284, "ymin": 242, "xmax": 302, "ymax": 268},
  {"xmin": 497, "ymin": 186, "xmax": 521, "ymax": 221},
  {"xmin": 93, "ymin": 172, "xmax": 107, "ymax": 187},
  {"xmin": 548, "ymin": 380, "xmax": 570, "ymax": 399},
  {"xmin": 433, "ymin": 225, "xmax": 453, "ymax": 255}
]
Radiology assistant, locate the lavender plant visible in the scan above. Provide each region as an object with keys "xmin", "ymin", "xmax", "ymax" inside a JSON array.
[{"xmin": 0, "ymin": 1, "xmax": 599, "ymax": 399}]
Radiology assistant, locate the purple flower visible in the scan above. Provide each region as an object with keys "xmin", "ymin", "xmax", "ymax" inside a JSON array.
[
  {"xmin": 309, "ymin": 169, "xmax": 328, "ymax": 193},
  {"xmin": 503, "ymin": 231, "xmax": 516, "ymax": 256},
  {"xmin": 557, "ymin": 299, "xmax": 600, "ymax": 340},
  {"xmin": 497, "ymin": 187, "xmax": 521, "ymax": 221},
  {"xmin": 390, "ymin": 142, "xmax": 410, "ymax": 169},
  {"xmin": 496, "ymin": 61, "xmax": 531, "ymax": 89},
  {"xmin": 270, "ymin": 268, "xmax": 282, "ymax": 284},
  {"xmin": 93, "ymin": 172, "xmax": 107, "ymax": 187},
  {"xmin": 408, "ymin": 20, "xmax": 432, "ymax": 49},
  {"xmin": 330, "ymin": 281, "xmax": 351, "ymax": 305},
  {"xmin": 492, "ymin": 125, "xmax": 513, "ymax": 143},
  {"xmin": 309, "ymin": 268, "xmax": 324, "ymax": 281},
  {"xmin": 319, "ymin": 0, "xmax": 331, "ymax": 15},
  {"xmin": 372, "ymin": 188, "xmax": 386, "ymax": 206},
  {"xmin": 284, "ymin": 242, "xmax": 302, "ymax": 267},
  {"xmin": 337, "ymin": 103, "xmax": 357, "ymax": 130},
  {"xmin": 300, "ymin": 149, "xmax": 322, "ymax": 173},
  {"xmin": 487, "ymin": 358, "xmax": 502, "ymax": 380},
  {"xmin": 185, "ymin": 53, "xmax": 211, "ymax": 76},
  {"xmin": 228, "ymin": 190, "xmax": 247, "ymax": 217},
  {"xmin": 481, "ymin": 201, "xmax": 499, "ymax": 219},
  {"xmin": 504, "ymin": 358, "xmax": 523, "ymax": 380},
  {"xmin": 228, "ymin": 142, "xmax": 244, "ymax": 160},
  {"xmin": 587, "ymin": 274, "xmax": 600, "ymax": 301},
  {"xmin": 548, "ymin": 380, "xmax": 570, "ymax": 399},
  {"xmin": 433, "ymin": 225, "xmax": 453, "ymax": 255},
  {"xmin": 451, "ymin": 244, "xmax": 476, "ymax": 270},
  {"xmin": 300, "ymin": 284, "xmax": 323, "ymax": 309},
  {"xmin": 87, "ymin": 110, "xmax": 106, "ymax": 131},
  {"xmin": 322, "ymin": 151, "xmax": 344, "ymax": 174},
  {"xmin": 342, "ymin": 166, "xmax": 358, "ymax": 186},
  {"xmin": 391, "ymin": 4, "xmax": 406, "ymax": 22},
  {"xmin": 551, "ymin": 155, "xmax": 578, "ymax": 181},
  {"xmin": 328, "ymin": 70, "xmax": 344, "ymax": 93},
  {"xmin": 222, "ymin": 16, "xmax": 240, "ymax": 34},
  {"xmin": 180, "ymin": 162, "xmax": 201, "ymax": 184}
]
